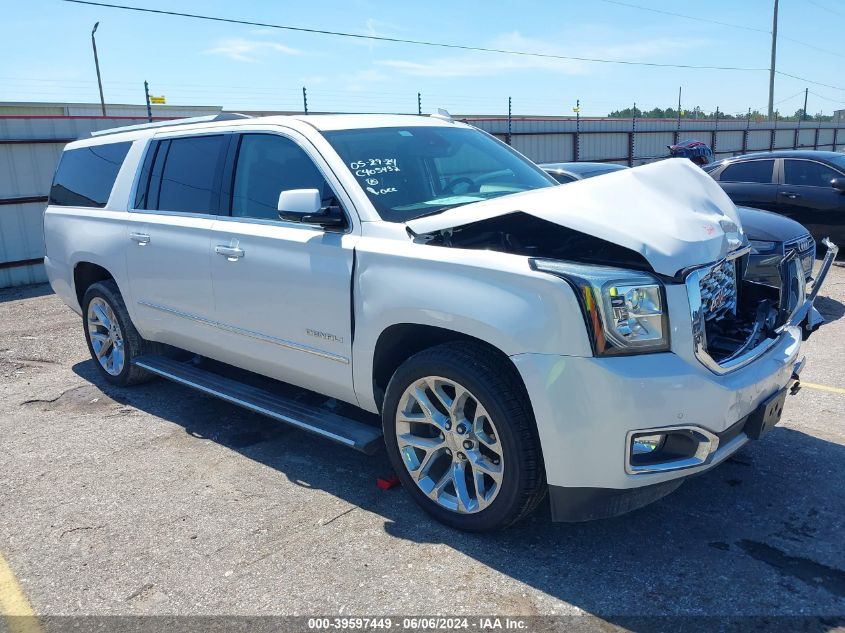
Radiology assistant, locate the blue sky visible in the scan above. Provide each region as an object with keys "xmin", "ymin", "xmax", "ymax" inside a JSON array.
[{"xmin": 3, "ymin": 0, "xmax": 844, "ymax": 117}]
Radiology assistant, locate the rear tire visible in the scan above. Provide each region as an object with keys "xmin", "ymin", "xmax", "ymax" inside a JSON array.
[
  {"xmin": 82, "ymin": 280, "xmax": 156, "ymax": 386},
  {"xmin": 382, "ymin": 342, "xmax": 546, "ymax": 531}
]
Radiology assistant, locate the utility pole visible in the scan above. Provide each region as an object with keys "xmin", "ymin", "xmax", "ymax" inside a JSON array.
[
  {"xmin": 802, "ymin": 88, "xmax": 808, "ymax": 121},
  {"xmin": 507, "ymin": 96, "xmax": 512, "ymax": 146},
  {"xmin": 677, "ymin": 86, "xmax": 682, "ymax": 133},
  {"xmin": 574, "ymin": 99, "xmax": 581, "ymax": 162},
  {"xmin": 302, "ymin": 86, "xmax": 308, "ymax": 114},
  {"xmin": 417, "ymin": 92, "xmax": 422, "ymax": 116},
  {"xmin": 144, "ymin": 80, "xmax": 152, "ymax": 123},
  {"xmin": 91, "ymin": 22, "xmax": 106, "ymax": 116},
  {"xmin": 767, "ymin": 0, "xmax": 779, "ymax": 120}
]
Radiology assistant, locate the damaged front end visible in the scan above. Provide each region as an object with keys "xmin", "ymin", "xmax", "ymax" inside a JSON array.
[
  {"xmin": 404, "ymin": 159, "xmax": 837, "ymax": 372},
  {"xmin": 689, "ymin": 238, "xmax": 838, "ymax": 374},
  {"xmin": 410, "ymin": 208, "xmax": 838, "ymax": 373}
]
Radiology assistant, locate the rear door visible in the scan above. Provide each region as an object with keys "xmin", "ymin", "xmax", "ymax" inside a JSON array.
[
  {"xmin": 715, "ymin": 159, "xmax": 778, "ymax": 211},
  {"xmin": 126, "ymin": 133, "xmax": 229, "ymax": 352},
  {"xmin": 777, "ymin": 158, "xmax": 845, "ymax": 245}
]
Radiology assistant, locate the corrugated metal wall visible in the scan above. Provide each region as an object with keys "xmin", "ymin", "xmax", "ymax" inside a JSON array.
[
  {"xmin": 1, "ymin": 113, "xmax": 844, "ymax": 289},
  {"xmin": 469, "ymin": 117, "xmax": 845, "ymax": 165},
  {"xmin": 0, "ymin": 106, "xmax": 225, "ymax": 288}
]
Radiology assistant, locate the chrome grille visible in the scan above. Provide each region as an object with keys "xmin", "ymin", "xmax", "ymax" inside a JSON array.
[{"xmin": 698, "ymin": 259, "xmax": 737, "ymax": 322}]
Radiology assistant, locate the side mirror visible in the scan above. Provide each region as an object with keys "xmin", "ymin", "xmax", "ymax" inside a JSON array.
[
  {"xmin": 831, "ymin": 177, "xmax": 845, "ymax": 192},
  {"xmin": 278, "ymin": 189, "xmax": 321, "ymax": 220},
  {"xmin": 278, "ymin": 189, "xmax": 345, "ymax": 227}
]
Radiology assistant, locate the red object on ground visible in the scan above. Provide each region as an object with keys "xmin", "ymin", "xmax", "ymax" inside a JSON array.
[{"xmin": 376, "ymin": 475, "xmax": 400, "ymax": 490}]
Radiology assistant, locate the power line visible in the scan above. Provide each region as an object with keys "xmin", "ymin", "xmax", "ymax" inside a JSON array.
[
  {"xmin": 773, "ymin": 89, "xmax": 806, "ymax": 105},
  {"xmin": 809, "ymin": 90, "xmax": 845, "ymax": 104},
  {"xmin": 778, "ymin": 35, "xmax": 845, "ymax": 60},
  {"xmin": 775, "ymin": 70, "xmax": 845, "ymax": 92},
  {"xmin": 596, "ymin": 0, "xmax": 770, "ymax": 33},
  {"xmin": 61, "ymin": 0, "xmax": 767, "ymax": 72},
  {"xmin": 599, "ymin": 0, "xmax": 845, "ymax": 60},
  {"xmin": 806, "ymin": 0, "xmax": 845, "ymax": 18}
]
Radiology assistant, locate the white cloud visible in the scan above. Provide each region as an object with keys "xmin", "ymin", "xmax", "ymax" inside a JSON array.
[
  {"xmin": 378, "ymin": 31, "xmax": 701, "ymax": 78},
  {"xmin": 205, "ymin": 38, "xmax": 301, "ymax": 62}
]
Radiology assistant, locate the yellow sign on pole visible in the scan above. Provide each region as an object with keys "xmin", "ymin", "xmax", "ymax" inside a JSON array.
[{"xmin": 150, "ymin": 95, "xmax": 166, "ymax": 104}]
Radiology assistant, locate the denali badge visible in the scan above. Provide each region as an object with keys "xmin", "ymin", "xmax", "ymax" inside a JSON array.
[
  {"xmin": 306, "ymin": 328, "xmax": 343, "ymax": 344},
  {"xmin": 709, "ymin": 289, "xmax": 727, "ymax": 313}
]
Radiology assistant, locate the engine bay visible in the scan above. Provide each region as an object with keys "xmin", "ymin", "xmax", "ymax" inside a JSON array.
[{"xmin": 411, "ymin": 211, "xmax": 653, "ymax": 271}]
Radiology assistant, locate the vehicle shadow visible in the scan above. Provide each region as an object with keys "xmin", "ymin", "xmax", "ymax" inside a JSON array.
[
  {"xmin": 815, "ymin": 295, "xmax": 845, "ymax": 324},
  {"xmin": 73, "ymin": 360, "xmax": 845, "ymax": 626}
]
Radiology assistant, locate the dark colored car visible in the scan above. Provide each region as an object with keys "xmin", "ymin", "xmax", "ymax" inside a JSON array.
[
  {"xmin": 703, "ymin": 150, "xmax": 845, "ymax": 251},
  {"xmin": 539, "ymin": 162, "xmax": 816, "ymax": 286},
  {"xmin": 540, "ymin": 161, "xmax": 628, "ymax": 184}
]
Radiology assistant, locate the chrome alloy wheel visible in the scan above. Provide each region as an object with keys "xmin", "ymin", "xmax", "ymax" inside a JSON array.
[
  {"xmin": 395, "ymin": 376, "xmax": 504, "ymax": 514},
  {"xmin": 87, "ymin": 297, "xmax": 125, "ymax": 376}
]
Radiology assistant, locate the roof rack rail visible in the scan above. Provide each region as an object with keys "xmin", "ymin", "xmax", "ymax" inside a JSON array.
[{"xmin": 90, "ymin": 112, "xmax": 253, "ymax": 137}]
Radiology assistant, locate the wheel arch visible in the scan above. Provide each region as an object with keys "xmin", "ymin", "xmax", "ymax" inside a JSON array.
[
  {"xmin": 370, "ymin": 323, "xmax": 531, "ymax": 415},
  {"xmin": 73, "ymin": 261, "xmax": 116, "ymax": 309}
]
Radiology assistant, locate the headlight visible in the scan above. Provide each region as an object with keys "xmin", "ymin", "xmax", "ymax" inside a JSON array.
[
  {"xmin": 530, "ymin": 259, "xmax": 670, "ymax": 356},
  {"xmin": 749, "ymin": 239, "xmax": 778, "ymax": 254}
]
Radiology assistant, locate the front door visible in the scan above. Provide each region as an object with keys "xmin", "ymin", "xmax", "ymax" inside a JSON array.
[
  {"xmin": 777, "ymin": 158, "xmax": 845, "ymax": 246},
  {"xmin": 208, "ymin": 132, "xmax": 358, "ymax": 405}
]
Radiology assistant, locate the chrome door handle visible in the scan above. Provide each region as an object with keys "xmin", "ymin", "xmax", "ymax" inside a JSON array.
[
  {"xmin": 215, "ymin": 245, "xmax": 245, "ymax": 261},
  {"xmin": 779, "ymin": 192, "xmax": 801, "ymax": 199},
  {"xmin": 129, "ymin": 232, "xmax": 150, "ymax": 245}
]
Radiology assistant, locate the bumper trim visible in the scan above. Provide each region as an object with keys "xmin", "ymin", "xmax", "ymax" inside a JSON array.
[
  {"xmin": 624, "ymin": 425, "xmax": 720, "ymax": 475},
  {"xmin": 549, "ymin": 480, "xmax": 684, "ymax": 522}
]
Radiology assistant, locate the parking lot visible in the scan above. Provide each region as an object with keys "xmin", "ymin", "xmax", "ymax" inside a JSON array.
[{"xmin": 1, "ymin": 266, "xmax": 844, "ymax": 628}]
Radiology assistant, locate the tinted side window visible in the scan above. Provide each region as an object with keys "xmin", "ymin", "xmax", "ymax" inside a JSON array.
[
  {"xmin": 783, "ymin": 160, "xmax": 841, "ymax": 188},
  {"xmin": 149, "ymin": 135, "xmax": 227, "ymax": 214},
  {"xmin": 231, "ymin": 134, "xmax": 333, "ymax": 220},
  {"xmin": 720, "ymin": 160, "xmax": 775, "ymax": 184},
  {"xmin": 49, "ymin": 142, "xmax": 131, "ymax": 207}
]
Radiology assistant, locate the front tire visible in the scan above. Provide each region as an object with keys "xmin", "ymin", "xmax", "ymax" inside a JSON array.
[
  {"xmin": 382, "ymin": 342, "xmax": 546, "ymax": 531},
  {"xmin": 82, "ymin": 280, "xmax": 155, "ymax": 386}
]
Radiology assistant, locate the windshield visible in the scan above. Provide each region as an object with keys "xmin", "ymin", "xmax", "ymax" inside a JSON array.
[
  {"xmin": 322, "ymin": 126, "xmax": 555, "ymax": 222},
  {"xmin": 574, "ymin": 165, "xmax": 627, "ymax": 179},
  {"xmin": 828, "ymin": 154, "xmax": 845, "ymax": 173}
]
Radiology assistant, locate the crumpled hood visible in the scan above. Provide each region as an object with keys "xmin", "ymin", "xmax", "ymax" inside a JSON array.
[{"xmin": 406, "ymin": 159, "xmax": 743, "ymax": 276}]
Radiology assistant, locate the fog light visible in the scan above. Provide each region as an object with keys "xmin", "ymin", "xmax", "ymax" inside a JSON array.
[
  {"xmin": 631, "ymin": 433, "xmax": 665, "ymax": 455},
  {"xmin": 627, "ymin": 427, "xmax": 720, "ymax": 474}
]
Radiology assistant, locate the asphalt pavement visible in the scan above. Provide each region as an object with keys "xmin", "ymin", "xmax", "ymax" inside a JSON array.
[{"xmin": 1, "ymin": 267, "xmax": 844, "ymax": 630}]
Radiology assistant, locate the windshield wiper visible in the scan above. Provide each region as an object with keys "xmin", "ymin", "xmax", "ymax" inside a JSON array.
[{"xmin": 408, "ymin": 204, "xmax": 467, "ymax": 220}]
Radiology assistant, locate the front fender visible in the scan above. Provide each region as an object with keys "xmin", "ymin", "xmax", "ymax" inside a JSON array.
[{"xmin": 352, "ymin": 239, "xmax": 592, "ymax": 411}]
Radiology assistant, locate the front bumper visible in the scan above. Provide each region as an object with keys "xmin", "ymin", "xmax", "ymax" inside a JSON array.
[
  {"xmin": 512, "ymin": 240, "xmax": 836, "ymax": 522},
  {"xmin": 511, "ymin": 323, "xmax": 802, "ymax": 520},
  {"xmin": 512, "ymin": 324, "xmax": 801, "ymax": 490}
]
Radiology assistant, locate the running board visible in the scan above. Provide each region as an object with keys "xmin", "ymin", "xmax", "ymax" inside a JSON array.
[{"xmin": 133, "ymin": 355, "xmax": 383, "ymax": 454}]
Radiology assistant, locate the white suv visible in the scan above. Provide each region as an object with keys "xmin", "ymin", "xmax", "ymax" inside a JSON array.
[{"xmin": 43, "ymin": 113, "xmax": 834, "ymax": 531}]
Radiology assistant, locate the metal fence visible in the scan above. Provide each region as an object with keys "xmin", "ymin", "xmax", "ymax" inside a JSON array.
[
  {"xmin": 0, "ymin": 114, "xmax": 206, "ymax": 288},
  {"xmin": 1, "ymin": 113, "xmax": 844, "ymax": 288},
  {"xmin": 466, "ymin": 117, "xmax": 845, "ymax": 166}
]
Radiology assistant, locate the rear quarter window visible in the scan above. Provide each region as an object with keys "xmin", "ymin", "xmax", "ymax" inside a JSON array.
[{"xmin": 49, "ymin": 141, "xmax": 132, "ymax": 208}]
